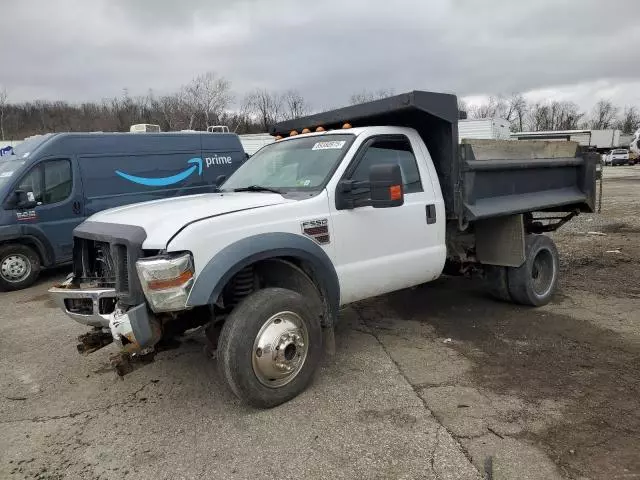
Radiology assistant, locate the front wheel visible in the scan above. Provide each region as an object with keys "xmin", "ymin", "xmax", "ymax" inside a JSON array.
[
  {"xmin": 217, "ymin": 288, "xmax": 323, "ymax": 408},
  {"xmin": 0, "ymin": 244, "xmax": 41, "ymax": 291},
  {"xmin": 507, "ymin": 235, "xmax": 559, "ymax": 306}
]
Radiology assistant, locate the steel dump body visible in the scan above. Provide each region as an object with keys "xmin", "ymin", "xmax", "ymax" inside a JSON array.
[{"xmin": 272, "ymin": 91, "xmax": 597, "ymax": 224}]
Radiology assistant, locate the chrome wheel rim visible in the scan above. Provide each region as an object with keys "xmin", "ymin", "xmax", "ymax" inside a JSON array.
[
  {"xmin": 252, "ymin": 311, "xmax": 309, "ymax": 388},
  {"xmin": 531, "ymin": 249, "xmax": 555, "ymax": 297},
  {"xmin": 1, "ymin": 254, "xmax": 31, "ymax": 283}
]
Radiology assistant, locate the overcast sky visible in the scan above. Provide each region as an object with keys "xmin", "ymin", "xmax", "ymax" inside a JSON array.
[{"xmin": 2, "ymin": 0, "xmax": 639, "ymax": 111}]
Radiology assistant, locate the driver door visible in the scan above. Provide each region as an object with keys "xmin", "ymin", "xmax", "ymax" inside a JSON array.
[
  {"xmin": 330, "ymin": 134, "xmax": 444, "ymax": 304},
  {"xmin": 14, "ymin": 158, "xmax": 84, "ymax": 263}
]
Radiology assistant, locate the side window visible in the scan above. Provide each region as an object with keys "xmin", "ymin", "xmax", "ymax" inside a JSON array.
[
  {"xmin": 43, "ymin": 160, "xmax": 72, "ymax": 204},
  {"xmin": 17, "ymin": 166, "xmax": 43, "ymax": 204},
  {"xmin": 16, "ymin": 160, "xmax": 72, "ymax": 206},
  {"xmin": 349, "ymin": 137, "xmax": 423, "ymax": 194}
]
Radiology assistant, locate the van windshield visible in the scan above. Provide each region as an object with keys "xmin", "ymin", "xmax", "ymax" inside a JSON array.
[
  {"xmin": 9, "ymin": 134, "xmax": 53, "ymax": 158},
  {"xmin": 0, "ymin": 158, "xmax": 26, "ymax": 189},
  {"xmin": 222, "ymin": 134, "xmax": 355, "ymax": 192}
]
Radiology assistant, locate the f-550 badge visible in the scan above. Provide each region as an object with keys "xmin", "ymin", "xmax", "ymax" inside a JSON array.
[{"xmin": 301, "ymin": 219, "xmax": 330, "ymax": 245}]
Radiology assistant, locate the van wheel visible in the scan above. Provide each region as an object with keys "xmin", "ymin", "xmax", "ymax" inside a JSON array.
[
  {"xmin": 507, "ymin": 235, "xmax": 559, "ymax": 306},
  {"xmin": 0, "ymin": 244, "xmax": 41, "ymax": 291},
  {"xmin": 217, "ymin": 288, "xmax": 323, "ymax": 408}
]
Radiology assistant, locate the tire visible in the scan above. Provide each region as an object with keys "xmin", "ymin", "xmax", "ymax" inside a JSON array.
[
  {"xmin": 484, "ymin": 265, "xmax": 512, "ymax": 302},
  {"xmin": 0, "ymin": 244, "xmax": 41, "ymax": 291},
  {"xmin": 217, "ymin": 287, "xmax": 323, "ymax": 408},
  {"xmin": 507, "ymin": 235, "xmax": 559, "ymax": 306}
]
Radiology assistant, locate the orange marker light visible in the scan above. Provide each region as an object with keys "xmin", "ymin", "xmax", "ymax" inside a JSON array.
[
  {"xmin": 147, "ymin": 270, "xmax": 193, "ymax": 290},
  {"xmin": 290, "ymin": 130, "xmax": 299, "ymax": 136},
  {"xmin": 343, "ymin": 123, "xmax": 352, "ymax": 129},
  {"xmin": 301, "ymin": 128, "xmax": 311, "ymax": 134},
  {"xmin": 316, "ymin": 126, "xmax": 325, "ymax": 132},
  {"xmin": 389, "ymin": 185, "xmax": 402, "ymax": 201}
]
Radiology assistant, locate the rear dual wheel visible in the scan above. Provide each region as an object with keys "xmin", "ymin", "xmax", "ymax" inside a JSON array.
[
  {"xmin": 485, "ymin": 234, "xmax": 559, "ymax": 307},
  {"xmin": 217, "ymin": 287, "xmax": 323, "ymax": 408}
]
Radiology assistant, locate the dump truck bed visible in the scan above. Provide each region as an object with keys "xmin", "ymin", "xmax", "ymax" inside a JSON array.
[{"xmin": 272, "ymin": 91, "xmax": 597, "ymax": 224}]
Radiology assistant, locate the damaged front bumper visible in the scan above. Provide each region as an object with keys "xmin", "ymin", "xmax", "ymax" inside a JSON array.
[
  {"xmin": 49, "ymin": 280, "xmax": 116, "ymax": 328},
  {"xmin": 49, "ymin": 280, "xmax": 161, "ymax": 363}
]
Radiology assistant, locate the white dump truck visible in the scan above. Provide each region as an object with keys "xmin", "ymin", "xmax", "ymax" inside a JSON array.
[{"xmin": 50, "ymin": 91, "xmax": 597, "ymax": 408}]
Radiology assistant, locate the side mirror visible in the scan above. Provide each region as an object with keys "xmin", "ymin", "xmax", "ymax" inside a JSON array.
[
  {"xmin": 13, "ymin": 190, "xmax": 38, "ymax": 209},
  {"xmin": 369, "ymin": 163, "xmax": 404, "ymax": 208},
  {"xmin": 215, "ymin": 175, "xmax": 227, "ymax": 187}
]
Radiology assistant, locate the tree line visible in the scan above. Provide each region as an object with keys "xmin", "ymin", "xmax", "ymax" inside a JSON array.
[
  {"xmin": 457, "ymin": 93, "xmax": 639, "ymax": 134},
  {"xmin": 0, "ymin": 72, "xmax": 311, "ymax": 141},
  {"xmin": 1, "ymin": 73, "xmax": 638, "ymax": 141}
]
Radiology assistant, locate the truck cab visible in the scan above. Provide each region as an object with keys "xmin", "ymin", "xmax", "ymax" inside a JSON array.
[{"xmin": 50, "ymin": 91, "xmax": 596, "ymax": 408}]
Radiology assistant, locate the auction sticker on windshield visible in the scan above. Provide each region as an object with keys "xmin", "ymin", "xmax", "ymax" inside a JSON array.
[{"xmin": 312, "ymin": 141, "xmax": 346, "ymax": 150}]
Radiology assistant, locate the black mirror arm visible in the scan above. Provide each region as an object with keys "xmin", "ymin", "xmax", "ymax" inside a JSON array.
[{"xmin": 339, "ymin": 179, "xmax": 370, "ymax": 192}]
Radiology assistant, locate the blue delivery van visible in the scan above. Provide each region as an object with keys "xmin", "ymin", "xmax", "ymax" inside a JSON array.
[{"xmin": 0, "ymin": 132, "xmax": 245, "ymax": 290}]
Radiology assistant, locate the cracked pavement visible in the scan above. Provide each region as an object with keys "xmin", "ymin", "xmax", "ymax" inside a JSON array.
[
  {"xmin": 0, "ymin": 280, "xmax": 480, "ymax": 480},
  {"xmin": 1, "ymin": 166, "xmax": 638, "ymax": 480}
]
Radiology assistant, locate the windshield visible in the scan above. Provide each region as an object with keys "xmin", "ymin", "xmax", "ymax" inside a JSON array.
[
  {"xmin": 0, "ymin": 158, "xmax": 27, "ymax": 189},
  {"xmin": 222, "ymin": 134, "xmax": 355, "ymax": 192},
  {"xmin": 9, "ymin": 134, "xmax": 52, "ymax": 158},
  {"xmin": 612, "ymin": 149, "xmax": 627, "ymax": 154}
]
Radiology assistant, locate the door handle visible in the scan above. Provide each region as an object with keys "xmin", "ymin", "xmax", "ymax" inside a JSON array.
[
  {"xmin": 72, "ymin": 201, "xmax": 81, "ymax": 215},
  {"xmin": 426, "ymin": 204, "xmax": 436, "ymax": 224}
]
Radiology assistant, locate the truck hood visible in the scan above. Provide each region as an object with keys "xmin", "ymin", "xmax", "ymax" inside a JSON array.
[{"xmin": 87, "ymin": 192, "xmax": 291, "ymax": 249}]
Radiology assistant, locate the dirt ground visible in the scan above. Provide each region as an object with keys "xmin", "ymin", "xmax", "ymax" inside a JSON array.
[
  {"xmin": 356, "ymin": 166, "xmax": 640, "ymax": 479},
  {"xmin": 0, "ymin": 166, "xmax": 638, "ymax": 479}
]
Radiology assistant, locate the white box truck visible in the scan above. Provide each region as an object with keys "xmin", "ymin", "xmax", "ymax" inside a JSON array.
[{"xmin": 458, "ymin": 118, "xmax": 511, "ymax": 141}]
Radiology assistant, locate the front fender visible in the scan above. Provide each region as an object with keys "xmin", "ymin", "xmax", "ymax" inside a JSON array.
[
  {"xmin": 0, "ymin": 224, "xmax": 55, "ymax": 266},
  {"xmin": 186, "ymin": 232, "xmax": 340, "ymax": 318}
]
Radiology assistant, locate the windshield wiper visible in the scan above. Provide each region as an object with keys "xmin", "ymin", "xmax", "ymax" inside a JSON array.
[{"xmin": 232, "ymin": 185, "xmax": 283, "ymax": 194}]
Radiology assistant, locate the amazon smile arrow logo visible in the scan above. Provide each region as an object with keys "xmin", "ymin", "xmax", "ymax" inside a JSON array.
[{"xmin": 115, "ymin": 158, "xmax": 203, "ymax": 187}]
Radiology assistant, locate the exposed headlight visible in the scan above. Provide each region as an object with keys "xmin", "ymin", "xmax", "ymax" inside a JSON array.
[{"xmin": 136, "ymin": 252, "xmax": 194, "ymax": 312}]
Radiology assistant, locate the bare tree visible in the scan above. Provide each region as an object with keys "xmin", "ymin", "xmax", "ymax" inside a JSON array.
[
  {"xmin": 0, "ymin": 86, "xmax": 7, "ymax": 140},
  {"xmin": 349, "ymin": 89, "xmax": 394, "ymax": 105},
  {"xmin": 504, "ymin": 93, "xmax": 528, "ymax": 131},
  {"xmin": 245, "ymin": 89, "xmax": 284, "ymax": 130},
  {"xmin": 161, "ymin": 94, "xmax": 185, "ymax": 131},
  {"xmin": 589, "ymin": 99, "xmax": 619, "ymax": 129},
  {"xmin": 182, "ymin": 72, "xmax": 233, "ymax": 130},
  {"xmin": 555, "ymin": 101, "xmax": 583, "ymax": 130},
  {"xmin": 283, "ymin": 90, "xmax": 310, "ymax": 120},
  {"xmin": 526, "ymin": 101, "xmax": 583, "ymax": 131},
  {"xmin": 469, "ymin": 95, "xmax": 509, "ymax": 119},
  {"xmin": 616, "ymin": 106, "xmax": 640, "ymax": 134},
  {"xmin": 457, "ymin": 98, "xmax": 468, "ymax": 118}
]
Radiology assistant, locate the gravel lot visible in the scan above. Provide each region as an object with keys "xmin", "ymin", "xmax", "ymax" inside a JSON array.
[{"xmin": 1, "ymin": 166, "xmax": 638, "ymax": 479}]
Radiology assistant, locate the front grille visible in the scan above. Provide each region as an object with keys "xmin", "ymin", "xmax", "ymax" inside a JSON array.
[
  {"xmin": 74, "ymin": 238, "xmax": 134, "ymax": 300},
  {"xmin": 72, "ymin": 222, "xmax": 147, "ymax": 306},
  {"xmin": 76, "ymin": 239, "xmax": 116, "ymax": 287}
]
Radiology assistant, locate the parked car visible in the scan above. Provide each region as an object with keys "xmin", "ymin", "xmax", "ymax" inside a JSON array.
[
  {"xmin": 607, "ymin": 149, "xmax": 631, "ymax": 166},
  {"xmin": 0, "ymin": 132, "xmax": 245, "ymax": 290}
]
